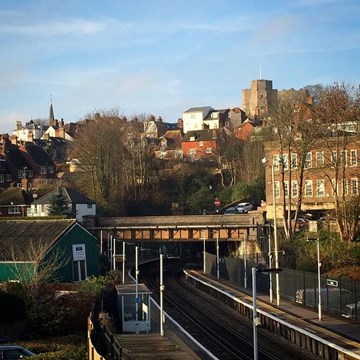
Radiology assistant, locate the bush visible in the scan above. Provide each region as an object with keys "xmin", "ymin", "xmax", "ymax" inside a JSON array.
[
  {"xmin": 24, "ymin": 335, "xmax": 86, "ymax": 360},
  {"xmin": 0, "ymin": 289, "xmax": 26, "ymax": 323}
]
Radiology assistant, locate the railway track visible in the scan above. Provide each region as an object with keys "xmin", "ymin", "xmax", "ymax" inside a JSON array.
[{"xmin": 140, "ymin": 259, "xmax": 315, "ymax": 360}]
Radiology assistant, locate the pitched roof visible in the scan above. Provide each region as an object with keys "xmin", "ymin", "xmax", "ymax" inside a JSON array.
[
  {"xmin": 34, "ymin": 187, "xmax": 95, "ymax": 205},
  {"xmin": 0, "ymin": 187, "xmax": 33, "ymax": 205},
  {"xmin": 183, "ymin": 106, "xmax": 213, "ymax": 118},
  {"xmin": 24, "ymin": 142, "xmax": 55, "ymax": 166},
  {"xmin": 5, "ymin": 145, "xmax": 33, "ymax": 171},
  {"xmin": 182, "ymin": 129, "xmax": 223, "ymax": 142},
  {"xmin": 0, "ymin": 219, "xmax": 76, "ymax": 260}
]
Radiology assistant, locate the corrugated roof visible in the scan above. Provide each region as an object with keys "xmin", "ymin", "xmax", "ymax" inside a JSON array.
[{"xmin": 0, "ymin": 219, "xmax": 76, "ymax": 261}]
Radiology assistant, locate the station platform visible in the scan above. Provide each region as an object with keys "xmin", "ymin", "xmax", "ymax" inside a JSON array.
[{"xmin": 186, "ymin": 269, "xmax": 360, "ymax": 357}]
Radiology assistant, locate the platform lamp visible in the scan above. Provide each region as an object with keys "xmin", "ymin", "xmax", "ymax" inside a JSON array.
[
  {"xmin": 307, "ymin": 236, "xmax": 322, "ymax": 321},
  {"xmin": 261, "ymin": 157, "xmax": 281, "ymax": 306},
  {"xmin": 252, "ymin": 267, "xmax": 283, "ymax": 360}
]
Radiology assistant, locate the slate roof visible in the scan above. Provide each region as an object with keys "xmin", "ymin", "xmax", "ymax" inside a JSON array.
[
  {"xmin": 182, "ymin": 129, "xmax": 222, "ymax": 142},
  {"xmin": 5, "ymin": 145, "xmax": 33, "ymax": 170},
  {"xmin": 183, "ymin": 106, "xmax": 213, "ymax": 118},
  {"xmin": 0, "ymin": 219, "xmax": 76, "ymax": 260},
  {"xmin": 24, "ymin": 142, "xmax": 55, "ymax": 166},
  {"xmin": 33, "ymin": 187, "xmax": 95, "ymax": 205}
]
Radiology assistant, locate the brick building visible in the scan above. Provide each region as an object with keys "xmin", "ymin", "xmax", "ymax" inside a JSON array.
[{"xmin": 264, "ymin": 137, "xmax": 360, "ymax": 220}]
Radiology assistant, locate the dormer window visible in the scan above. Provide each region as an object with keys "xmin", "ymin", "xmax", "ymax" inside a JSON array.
[{"xmin": 40, "ymin": 166, "xmax": 47, "ymax": 174}]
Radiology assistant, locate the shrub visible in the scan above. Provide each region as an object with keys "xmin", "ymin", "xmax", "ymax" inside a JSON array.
[{"xmin": 0, "ymin": 289, "xmax": 26, "ymax": 323}]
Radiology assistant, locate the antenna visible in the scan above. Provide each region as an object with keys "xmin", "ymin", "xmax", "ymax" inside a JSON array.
[{"xmin": 50, "ymin": 94, "xmax": 53, "ymax": 105}]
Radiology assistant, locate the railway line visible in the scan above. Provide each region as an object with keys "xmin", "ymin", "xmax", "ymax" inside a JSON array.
[{"xmin": 140, "ymin": 259, "xmax": 315, "ymax": 360}]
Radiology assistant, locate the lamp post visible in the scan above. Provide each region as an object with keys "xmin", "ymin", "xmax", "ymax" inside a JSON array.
[
  {"xmin": 202, "ymin": 230, "xmax": 206, "ymax": 274},
  {"xmin": 160, "ymin": 253, "xmax": 165, "ymax": 336},
  {"xmin": 307, "ymin": 237, "xmax": 322, "ymax": 321},
  {"xmin": 244, "ymin": 233, "xmax": 247, "ymax": 289},
  {"xmin": 268, "ymin": 233, "xmax": 273, "ymax": 303},
  {"xmin": 216, "ymin": 230, "xmax": 220, "ymax": 279},
  {"xmin": 252, "ymin": 267, "xmax": 283, "ymax": 360},
  {"xmin": 122, "ymin": 241, "xmax": 126, "ymax": 284},
  {"xmin": 135, "ymin": 246, "xmax": 139, "ymax": 334},
  {"xmin": 262, "ymin": 157, "xmax": 281, "ymax": 306}
]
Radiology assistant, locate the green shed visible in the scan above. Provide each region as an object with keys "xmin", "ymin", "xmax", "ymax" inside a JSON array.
[{"xmin": 0, "ymin": 219, "xmax": 99, "ymax": 283}]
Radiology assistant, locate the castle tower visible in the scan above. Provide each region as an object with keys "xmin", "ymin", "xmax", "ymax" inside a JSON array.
[{"xmin": 241, "ymin": 80, "xmax": 278, "ymax": 120}]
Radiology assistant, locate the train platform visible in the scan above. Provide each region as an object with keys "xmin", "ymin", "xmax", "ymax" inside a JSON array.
[{"xmin": 185, "ymin": 269, "xmax": 360, "ymax": 358}]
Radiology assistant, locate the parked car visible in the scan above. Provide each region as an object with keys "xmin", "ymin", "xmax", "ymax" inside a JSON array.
[
  {"xmin": 0, "ymin": 345, "xmax": 34, "ymax": 358},
  {"xmin": 224, "ymin": 207, "xmax": 240, "ymax": 215},
  {"xmin": 235, "ymin": 202, "xmax": 253, "ymax": 214}
]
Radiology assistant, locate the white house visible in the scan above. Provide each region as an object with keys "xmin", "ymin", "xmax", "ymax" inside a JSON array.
[
  {"xmin": 182, "ymin": 106, "xmax": 213, "ymax": 134},
  {"xmin": 27, "ymin": 187, "xmax": 96, "ymax": 223}
]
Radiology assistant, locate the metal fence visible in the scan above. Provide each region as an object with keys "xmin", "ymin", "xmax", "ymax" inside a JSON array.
[{"xmin": 205, "ymin": 252, "xmax": 360, "ymax": 320}]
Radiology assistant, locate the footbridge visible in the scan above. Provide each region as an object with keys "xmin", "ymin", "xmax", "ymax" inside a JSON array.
[{"xmin": 83, "ymin": 211, "xmax": 267, "ymax": 242}]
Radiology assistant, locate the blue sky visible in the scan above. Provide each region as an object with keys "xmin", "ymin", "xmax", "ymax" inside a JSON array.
[{"xmin": 1, "ymin": 0, "xmax": 360, "ymax": 133}]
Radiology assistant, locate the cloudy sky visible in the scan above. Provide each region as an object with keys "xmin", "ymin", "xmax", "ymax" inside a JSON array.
[{"xmin": 1, "ymin": 0, "xmax": 359, "ymax": 133}]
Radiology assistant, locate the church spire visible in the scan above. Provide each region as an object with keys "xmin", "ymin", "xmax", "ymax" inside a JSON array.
[{"xmin": 49, "ymin": 94, "xmax": 55, "ymax": 126}]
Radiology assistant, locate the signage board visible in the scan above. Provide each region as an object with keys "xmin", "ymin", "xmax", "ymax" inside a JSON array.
[
  {"xmin": 327, "ymin": 279, "xmax": 338, "ymax": 287},
  {"xmin": 72, "ymin": 244, "xmax": 86, "ymax": 261}
]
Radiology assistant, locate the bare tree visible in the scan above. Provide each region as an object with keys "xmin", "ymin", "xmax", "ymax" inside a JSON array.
[
  {"xmin": 263, "ymin": 91, "xmax": 316, "ymax": 240},
  {"xmin": 312, "ymin": 83, "xmax": 360, "ymax": 242},
  {"xmin": 10, "ymin": 240, "xmax": 68, "ymax": 301}
]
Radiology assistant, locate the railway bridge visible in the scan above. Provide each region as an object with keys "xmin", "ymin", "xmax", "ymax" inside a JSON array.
[{"xmin": 83, "ymin": 211, "xmax": 267, "ymax": 243}]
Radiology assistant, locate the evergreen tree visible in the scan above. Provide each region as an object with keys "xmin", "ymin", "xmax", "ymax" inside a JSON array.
[{"xmin": 48, "ymin": 187, "xmax": 69, "ymax": 216}]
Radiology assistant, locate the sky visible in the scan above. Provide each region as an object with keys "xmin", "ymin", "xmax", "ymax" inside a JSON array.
[{"xmin": 1, "ymin": 0, "xmax": 360, "ymax": 134}]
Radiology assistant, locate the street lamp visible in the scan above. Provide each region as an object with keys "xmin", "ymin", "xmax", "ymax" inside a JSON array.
[
  {"xmin": 216, "ymin": 230, "xmax": 220, "ymax": 279},
  {"xmin": 160, "ymin": 253, "xmax": 165, "ymax": 336},
  {"xmin": 252, "ymin": 267, "xmax": 283, "ymax": 360},
  {"xmin": 307, "ymin": 237, "xmax": 322, "ymax": 321},
  {"xmin": 262, "ymin": 157, "xmax": 281, "ymax": 306}
]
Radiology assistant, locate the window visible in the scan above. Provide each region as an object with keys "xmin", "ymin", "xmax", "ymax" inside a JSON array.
[
  {"xmin": 290, "ymin": 153, "xmax": 298, "ymax": 169},
  {"xmin": 341, "ymin": 150, "xmax": 347, "ymax": 167},
  {"xmin": 291, "ymin": 180, "xmax": 298, "ymax": 197},
  {"xmin": 304, "ymin": 152, "xmax": 312, "ymax": 169},
  {"xmin": 18, "ymin": 170, "xmax": 26, "ymax": 178},
  {"xmin": 205, "ymin": 147, "xmax": 212, "ymax": 154},
  {"xmin": 343, "ymin": 179, "xmax": 348, "ymax": 196},
  {"xmin": 6, "ymin": 174, "xmax": 12, "ymax": 182},
  {"xmin": 316, "ymin": 179, "xmax": 325, "ymax": 197},
  {"xmin": 87, "ymin": 204, "xmax": 93, "ymax": 209},
  {"xmin": 199, "ymin": 141, "xmax": 204, "ymax": 147},
  {"xmin": 40, "ymin": 166, "xmax": 47, "ymax": 174},
  {"xmin": 350, "ymin": 150, "xmax": 357, "ymax": 167},
  {"xmin": 316, "ymin": 152, "xmax": 324, "ymax": 166},
  {"xmin": 351, "ymin": 178, "xmax": 359, "ymax": 196},
  {"xmin": 8, "ymin": 206, "xmax": 21, "ymax": 214},
  {"xmin": 28, "ymin": 170, "xmax": 33, "ymax": 177},
  {"xmin": 331, "ymin": 151, "xmax": 337, "ymax": 166},
  {"xmin": 273, "ymin": 154, "xmax": 281, "ymax": 171},
  {"xmin": 282, "ymin": 155, "xmax": 289, "ymax": 171},
  {"xmin": 0, "ymin": 175, "xmax": 3, "ymax": 183},
  {"xmin": 305, "ymin": 180, "xmax": 313, "ymax": 197},
  {"xmin": 284, "ymin": 181, "xmax": 289, "ymax": 197},
  {"xmin": 274, "ymin": 181, "xmax": 280, "ymax": 198}
]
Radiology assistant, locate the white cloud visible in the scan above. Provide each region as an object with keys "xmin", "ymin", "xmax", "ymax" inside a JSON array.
[{"xmin": 0, "ymin": 18, "xmax": 110, "ymax": 36}]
